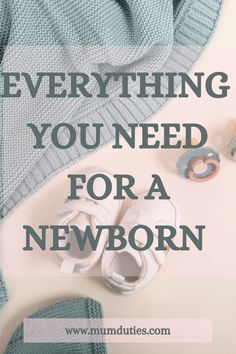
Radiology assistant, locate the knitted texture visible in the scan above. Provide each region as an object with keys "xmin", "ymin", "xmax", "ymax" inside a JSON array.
[
  {"xmin": 5, "ymin": 298, "xmax": 107, "ymax": 354},
  {"xmin": 0, "ymin": 0, "xmax": 223, "ymax": 218},
  {"xmin": 0, "ymin": 270, "xmax": 8, "ymax": 310}
]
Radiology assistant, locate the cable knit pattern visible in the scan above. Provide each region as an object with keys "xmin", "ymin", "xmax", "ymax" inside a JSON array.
[{"xmin": 0, "ymin": 0, "xmax": 223, "ymax": 218}]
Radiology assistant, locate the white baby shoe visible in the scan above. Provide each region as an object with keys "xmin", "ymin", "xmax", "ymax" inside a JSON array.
[
  {"xmin": 101, "ymin": 193, "xmax": 178, "ymax": 295},
  {"xmin": 56, "ymin": 169, "xmax": 121, "ymax": 274}
]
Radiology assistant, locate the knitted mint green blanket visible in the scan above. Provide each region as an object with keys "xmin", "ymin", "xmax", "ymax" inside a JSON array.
[{"xmin": 0, "ymin": 0, "xmax": 223, "ymax": 218}]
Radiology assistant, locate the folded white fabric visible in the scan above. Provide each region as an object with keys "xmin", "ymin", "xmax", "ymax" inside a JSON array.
[
  {"xmin": 57, "ymin": 169, "xmax": 121, "ymax": 274},
  {"xmin": 102, "ymin": 193, "xmax": 179, "ymax": 295}
]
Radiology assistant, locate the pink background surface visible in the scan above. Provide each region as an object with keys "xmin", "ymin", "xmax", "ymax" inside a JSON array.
[{"xmin": 1, "ymin": 1, "xmax": 236, "ymax": 353}]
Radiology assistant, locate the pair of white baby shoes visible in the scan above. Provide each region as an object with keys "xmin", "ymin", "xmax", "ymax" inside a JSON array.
[{"xmin": 57, "ymin": 170, "xmax": 178, "ymax": 295}]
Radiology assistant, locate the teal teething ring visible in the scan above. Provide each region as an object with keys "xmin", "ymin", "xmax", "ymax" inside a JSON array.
[{"xmin": 176, "ymin": 147, "xmax": 220, "ymax": 182}]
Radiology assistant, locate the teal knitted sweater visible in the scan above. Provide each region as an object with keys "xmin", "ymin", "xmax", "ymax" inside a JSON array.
[
  {"xmin": 0, "ymin": 271, "xmax": 106, "ymax": 353},
  {"xmin": 0, "ymin": 270, "xmax": 8, "ymax": 310},
  {"xmin": 0, "ymin": 0, "xmax": 223, "ymax": 217},
  {"xmin": 5, "ymin": 298, "xmax": 107, "ymax": 354}
]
